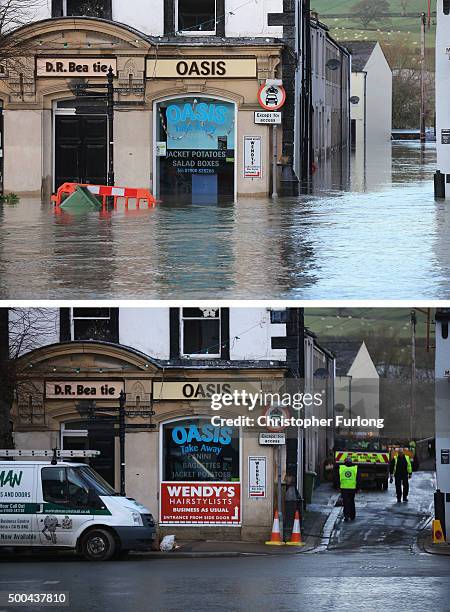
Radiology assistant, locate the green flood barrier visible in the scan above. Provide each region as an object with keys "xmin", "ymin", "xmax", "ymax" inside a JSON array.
[{"xmin": 60, "ymin": 186, "xmax": 102, "ymax": 212}]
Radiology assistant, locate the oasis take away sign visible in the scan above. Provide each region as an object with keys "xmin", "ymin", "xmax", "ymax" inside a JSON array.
[{"xmin": 160, "ymin": 482, "xmax": 241, "ymax": 526}]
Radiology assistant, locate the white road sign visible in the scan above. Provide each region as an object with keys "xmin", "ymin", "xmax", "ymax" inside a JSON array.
[
  {"xmin": 257, "ymin": 84, "xmax": 286, "ymax": 111},
  {"xmin": 254, "ymin": 111, "xmax": 282, "ymax": 125},
  {"xmin": 243, "ymin": 136, "xmax": 262, "ymax": 178},
  {"xmin": 248, "ymin": 456, "xmax": 267, "ymax": 498},
  {"xmin": 259, "ymin": 433, "xmax": 286, "ymax": 445}
]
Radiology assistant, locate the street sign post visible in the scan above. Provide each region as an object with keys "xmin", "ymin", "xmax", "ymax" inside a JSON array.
[
  {"xmin": 257, "ymin": 81, "xmax": 286, "ymax": 198},
  {"xmin": 75, "ymin": 391, "xmax": 155, "ymax": 496}
]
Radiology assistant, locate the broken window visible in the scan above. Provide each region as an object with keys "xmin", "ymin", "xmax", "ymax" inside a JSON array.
[
  {"xmin": 56, "ymin": 0, "xmax": 109, "ymax": 18},
  {"xmin": 177, "ymin": 0, "xmax": 217, "ymax": 34},
  {"xmin": 181, "ymin": 307, "xmax": 221, "ymax": 356},
  {"xmin": 71, "ymin": 308, "xmax": 118, "ymax": 342}
]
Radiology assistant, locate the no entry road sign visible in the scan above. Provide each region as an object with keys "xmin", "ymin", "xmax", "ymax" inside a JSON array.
[{"xmin": 257, "ymin": 84, "xmax": 286, "ymax": 111}]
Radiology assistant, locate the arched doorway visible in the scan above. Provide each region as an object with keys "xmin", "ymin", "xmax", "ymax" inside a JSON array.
[{"xmin": 54, "ymin": 99, "xmax": 108, "ymax": 190}]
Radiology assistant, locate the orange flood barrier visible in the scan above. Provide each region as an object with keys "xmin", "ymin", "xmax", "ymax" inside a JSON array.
[{"xmin": 52, "ymin": 183, "xmax": 157, "ymax": 208}]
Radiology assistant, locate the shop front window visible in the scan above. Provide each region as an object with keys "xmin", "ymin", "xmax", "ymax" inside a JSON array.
[
  {"xmin": 155, "ymin": 96, "xmax": 235, "ymax": 203},
  {"xmin": 181, "ymin": 307, "xmax": 221, "ymax": 357},
  {"xmin": 162, "ymin": 418, "xmax": 240, "ymax": 482},
  {"xmin": 177, "ymin": 0, "xmax": 217, "ymax": 34}
]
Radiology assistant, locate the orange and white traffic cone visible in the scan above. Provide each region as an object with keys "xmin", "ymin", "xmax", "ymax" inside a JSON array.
[
  {"xmin": 432, "ymin": 519, "xmax": 445, "ymax": 544},
  {"xmin": 265, "ymin": 510, "xmax": 285, "ymax": 545},
  {"xmin": 286, "ymin": 510, "xmax": 305, "ymax": 546}
]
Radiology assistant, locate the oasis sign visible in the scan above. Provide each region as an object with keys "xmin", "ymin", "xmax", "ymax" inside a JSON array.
[
  {"xmin": 153, "ymin": 381, "xmax": 260, "ymax": 401},
  {"xmin": 36, "ymin": 58, "xmax": 117, "ymax": 78},
  {"xmin": 146, "ymin": 58, "xmax": 257, "ymax": 79}
]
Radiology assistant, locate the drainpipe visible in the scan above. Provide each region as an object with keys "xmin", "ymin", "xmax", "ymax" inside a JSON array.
[{"xmin": 363, "ymin": 70, "xmax": 367, "ymax": 190}]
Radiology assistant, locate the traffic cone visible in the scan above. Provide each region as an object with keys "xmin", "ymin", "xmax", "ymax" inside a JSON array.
[
  {"xmin": 286, "ymin": 510, "xmax": 305, "ymax": 546},
  {"xmin": 432, "ymin": 519, "xmax": 445, "ymax": 544},
  {"xmin": 265, "ymin": 510, "xmax": 285, "ymax": 545}
]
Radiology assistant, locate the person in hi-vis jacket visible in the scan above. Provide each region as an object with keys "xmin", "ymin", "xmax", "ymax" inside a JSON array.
[
  {"xmin": 390, "ymin": 448, "xmax": 412, "ymax": 502},
  {"xmin": 339, "ymin": 457, "xmax": 358, "ymax": 521}
]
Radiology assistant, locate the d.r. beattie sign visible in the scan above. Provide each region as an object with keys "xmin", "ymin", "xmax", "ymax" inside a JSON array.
[{"xmin": 36, "ymin": 58, "xmax": 117, "ymax": 78}]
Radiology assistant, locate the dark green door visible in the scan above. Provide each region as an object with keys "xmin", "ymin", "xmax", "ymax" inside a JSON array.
[{"xmin": 55, "ymin": 115, "xmax": 107, "ymax": 189}]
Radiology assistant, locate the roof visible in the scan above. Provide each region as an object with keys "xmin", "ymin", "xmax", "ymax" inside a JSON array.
[
  {"xmin": 341, "ymin": 41, "xmax": 378, "ymax": 72},
  {"xmin": 322, "ymin": 341, "xmax": 363, "ymax": 376}
]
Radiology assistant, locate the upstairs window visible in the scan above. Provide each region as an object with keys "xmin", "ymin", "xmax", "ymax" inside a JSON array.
[
  {"xmin": 181, "ymin": 307, "xmax": 221, "ymax": 357},
  {"xmin": 71, "ymin": 308, "xmax": 118, "ymax": 343},
  {"xmin": 54, "ymin": 0, "xmax": 109, "ymax": 18},
  {"xmin": 177, "ymin": 0, "xmax": 217, "ymax": 35}
]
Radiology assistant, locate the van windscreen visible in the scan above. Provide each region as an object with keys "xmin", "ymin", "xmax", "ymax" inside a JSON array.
[{"xmin": 76, "ymin": 466, "xmax": 118, "ymax": 496}]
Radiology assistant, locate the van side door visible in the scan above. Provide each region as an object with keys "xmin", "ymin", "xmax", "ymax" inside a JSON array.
[
  {"xmin": 0, "ymin": 463, "xmax": 37, "ymax": 546},
  {"xmin": 37, "ymin": 466, "xmax": 94, "ymax": 547}
]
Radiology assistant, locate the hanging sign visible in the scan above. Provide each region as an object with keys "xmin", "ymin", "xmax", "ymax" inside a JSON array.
[
  {"xmin": 248, "ymin": 456, "xmax": 266, "ymax": 498},
  {"xmin": 160, "ymin": 482, "xmax": 241, "ymax": 525},
  {"xmin": 243, "ymin": 136, "xmax": 262, "ymax": 178},
  {"xmin": 257, "ymin": 84, "xmax": 286, "ymax": 111},
  {"xmin": 36, "ymin": 58, "xmax": 117, "ymax": 78}
]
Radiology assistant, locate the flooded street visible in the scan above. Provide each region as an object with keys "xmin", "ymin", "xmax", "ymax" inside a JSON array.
[{"xmin": 0, "ymin": 141, "xmax": 442, "ymax": 300}]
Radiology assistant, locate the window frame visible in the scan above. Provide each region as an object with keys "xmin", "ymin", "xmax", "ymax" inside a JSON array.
[
  {"xmin": 41, "ymin": 466, "xmax": 109, "ymax": 508},
  {"xmin": 160, "ymin": 415, "xmax": 241, "ymax": 483},
  {"xmin": 180, "ymin": 307, "xmax": 221, "ymax": 358},
  {"xmin": 70, "ymin": 307, "xmax": 112, "ymax": 341},
  {"xmin": 41, "ymin": 466, "xmax": 69, "ymax": 505},
  {"xmin": 58, "ymin": 0, "xmax": 110, "ymax": 18},
  {"xmin": 175, "ymin": 0, "xmax": 217, "ymax": 36}
]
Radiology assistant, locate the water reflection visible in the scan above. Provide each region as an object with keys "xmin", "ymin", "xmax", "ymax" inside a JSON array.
[{"xmin": 0, "ymin": 141, "xmax": 441, "ymax": 299}]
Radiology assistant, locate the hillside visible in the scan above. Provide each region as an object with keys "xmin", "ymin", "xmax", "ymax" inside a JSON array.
[
  {"xmin": 305, "ymin": 308, "xmax": 435, "ymax": 371},
  {"xmin": 312, "ymin": 0, "xmax": 436, "ymax": 50}
]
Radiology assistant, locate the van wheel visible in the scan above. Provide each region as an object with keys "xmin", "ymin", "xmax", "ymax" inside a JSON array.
[{"xmin": 81, "ymin": 529, "xmax": 116, "ymax": 561}]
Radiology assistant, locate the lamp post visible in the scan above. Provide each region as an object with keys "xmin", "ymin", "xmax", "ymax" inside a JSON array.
[
  {"xmin": 119, "ymin": 390, "xmax": 126, "ymax": 496},
  {"xmin": 76, "ymin": 392, "xmax": 127, "ymax": 496},
  {"xmin": 107, "ymin": 66, "xmax": 115, "ymax": 187}
]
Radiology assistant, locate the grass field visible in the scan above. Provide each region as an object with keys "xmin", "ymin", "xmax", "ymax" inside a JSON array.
[
  {"xmin": 305, "ymin": 308, "xmax": 435, "ymax": 369},
  {"xmin": 311, "ymin": 0, "xmax": 436, "ymax": 50},
  {"xmin": 305, "ymin": 308, "xmax": 431, "ymax": 341}
]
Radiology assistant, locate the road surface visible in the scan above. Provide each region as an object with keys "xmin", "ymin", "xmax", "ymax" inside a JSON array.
[{"xmin": 0, "ymin": 472, "xmax": 447, "ymax": 612}]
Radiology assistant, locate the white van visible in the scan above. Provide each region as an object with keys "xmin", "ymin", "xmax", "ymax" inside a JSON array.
[{"xmin": 0, "ymin": 451, "xmax": 156, "ymax": 561}]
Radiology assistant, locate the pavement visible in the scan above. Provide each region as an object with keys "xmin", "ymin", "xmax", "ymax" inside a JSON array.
[{"xmin": 145, "ymin": 482, "xmax": 340, "ymax": 557}]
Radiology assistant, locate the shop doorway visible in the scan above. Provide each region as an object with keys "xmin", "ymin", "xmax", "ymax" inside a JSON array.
[
  {"xmin": 54, "ymin": 113, "xmax": 107, "ymax": 190},
  {"xmin": 61, "ymin": 421, "xmax": 115, "ymax": 487},
  {"xmin": 155, "ymin": 96, "xmax": 236, "ymax": 203}
]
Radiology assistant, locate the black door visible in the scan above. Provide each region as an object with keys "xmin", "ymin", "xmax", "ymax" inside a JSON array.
[
  {"xmin": 87, "ymin": 422, "xmax": 116, "ymax": 488},
  {"xmin": 63, "ymin": 420, "xmax": 116, "ymax": 488},
  {"xmin": 55, "ymin": 115, "xmax": 107, "ymax": 189}
]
